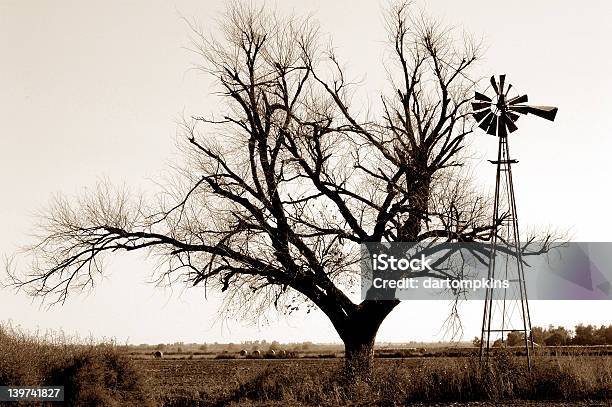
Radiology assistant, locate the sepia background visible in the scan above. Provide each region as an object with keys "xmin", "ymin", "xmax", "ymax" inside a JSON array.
[{"xmin": 1, "ymin": 0, "xmax": 610, "ymax": 345}]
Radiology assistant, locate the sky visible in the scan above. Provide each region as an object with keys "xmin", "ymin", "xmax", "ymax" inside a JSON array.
[{"xmin": 0, "ymin": 0, "xmax": 611, "ymax": 345}]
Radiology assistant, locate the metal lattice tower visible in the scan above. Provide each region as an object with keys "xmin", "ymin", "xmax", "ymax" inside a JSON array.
[{"xmin": 472, "ymin": 75, "xmax": 558, "ymax": 368}]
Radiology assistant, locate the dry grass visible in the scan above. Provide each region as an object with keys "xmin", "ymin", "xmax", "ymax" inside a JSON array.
[
  {"xmin": 1, "ymin": 324, "xmax": 610, "ymax": 406},
  {"xmin": 139, "ymin": 355, "xmax": 611, "ymax": 406},
  {"xmin": 0, "ymin": 323, "xmax": 152, "ymax": 406},
  {"xmin": 216, "ymin": 354, "xmax": 611, "ymax": 406}
]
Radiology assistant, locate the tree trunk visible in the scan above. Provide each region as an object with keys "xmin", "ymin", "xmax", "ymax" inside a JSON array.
[
  {"xmin": 344, "ymin": 333, "xmax": 377, "ymax": 382},
  {"xmin": 310, "ymin": 286, "xmax": 400, "ymax": 382},
  {"xmin": 338, "ymin": 301, "xmax": 398, "ymax": 381}
]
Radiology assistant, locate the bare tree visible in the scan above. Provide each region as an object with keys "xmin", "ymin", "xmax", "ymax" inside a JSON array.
[{"xmin": 10, "ymin": 1, "xmax": 504, "ymax": 378}]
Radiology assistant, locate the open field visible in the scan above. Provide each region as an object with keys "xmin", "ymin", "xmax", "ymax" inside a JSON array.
[
  {"xmin": 127, "ymin": 345, "xmax": 612, "ymax": 360},
  {"xmin": 139, "ymin": 358, "xmax": 341, "ymax": 405},
  {"xmin": 1, "ymin": 325, "xmax": 610, "ymax": 405},
  {"xmin": 137, "ymin": 356, "xmax": 612, "ymax": 406}
]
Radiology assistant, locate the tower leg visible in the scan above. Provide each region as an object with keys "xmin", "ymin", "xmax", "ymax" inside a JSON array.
[{"xmin": 480, "ymin": 135, "xmax": 533, "ymax": 370}]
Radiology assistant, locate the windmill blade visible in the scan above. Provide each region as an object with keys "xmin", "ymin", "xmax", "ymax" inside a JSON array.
[
  {"xmin": 475, "ymin": 91, "xmax": 492, "ymax": 102},
  {"xmin": 473, "ymin": 109, "xmax": 490, "ymax": 123},
  {"xmin": 503, "ymin": 113, "xmax": 519, "ymax": 133},
  {"xmin": 472, "ymin": 102, "xmax": 492, "ymax": 111},
  {"xmin": 478, "ymin": 112, "xmax": 495, "ymax": 131},
  {"xmin": 508, "ymin": 105, "xmax": 529, "ymax": 115},
  {"xmin": 507, "ymin": 111, "xmax": 520, "ymax": 122},
  {"xmin": 504, "ymin": 83, "xmax": 513, "ymax": 97},
  {"xmin": 486, "ymin": 115, "xmax": 498, "ymax": 135},
  {"xmin": 499, "ymin": 75, "xmax": 506, "ymax": 96},
  {"xmin": 523, "ymin": 105, "xmax": 558, "ymax": 121},
  {"xmin": 497, "ymin": 115, "xmax": 508, "ymax": 137},
  {"xmin": 507, "ymin": 94, "xmax": 528, "ymax": 105},
  {"xmin": 490, "ymin": 76, "xmax": 499, "ymax": 95}
]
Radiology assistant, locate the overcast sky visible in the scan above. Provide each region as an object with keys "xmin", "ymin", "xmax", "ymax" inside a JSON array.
[{"xmin": 1, "ymin": 0, "xmax": 611, "ymax": 345}]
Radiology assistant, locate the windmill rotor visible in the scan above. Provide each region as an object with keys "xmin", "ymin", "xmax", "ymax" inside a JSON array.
[{"xmin": 472, "ymin": 75, "xmax": 558, "ymax": 137}]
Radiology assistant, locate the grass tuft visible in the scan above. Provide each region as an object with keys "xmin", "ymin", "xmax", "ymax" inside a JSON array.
[{"xmin": 0, "ymin": 323, "xmax": 152, "ymax": 406}]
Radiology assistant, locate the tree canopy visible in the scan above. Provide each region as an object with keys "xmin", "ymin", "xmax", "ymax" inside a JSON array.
[{"xmin": 9, "ymin": 1, "xmax": 528, "ymax": 377}]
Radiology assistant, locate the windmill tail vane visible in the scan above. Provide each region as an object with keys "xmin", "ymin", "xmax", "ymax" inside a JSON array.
[
  {"xmin": 473, "ymin": 75, "xmax": 557, "ymax": 370},
  {"xmin": 472, "ymin": 75, "xmax": 558, "ymax": 137}
]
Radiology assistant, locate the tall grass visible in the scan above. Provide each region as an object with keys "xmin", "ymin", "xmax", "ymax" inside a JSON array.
[
  {"xmin": 0, "ymin": 323, "xmax": 152, "ymax": 406},
  {"xmin": 1, "ymin": 323, "xmax": 610, "ymax": 406},
  {"xmin": 223, "ymin": 352, "xmax": 611, "ymax": 406}
]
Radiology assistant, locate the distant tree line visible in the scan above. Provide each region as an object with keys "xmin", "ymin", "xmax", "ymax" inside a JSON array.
[{"xmin": 473, "ymin": 324, "xmax": 612, "ymax": 347}]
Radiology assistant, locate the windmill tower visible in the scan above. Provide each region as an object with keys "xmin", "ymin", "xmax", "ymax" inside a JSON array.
[{"xmin": 472, "ymin": 75, "xmax": 558, "ymax": 368}]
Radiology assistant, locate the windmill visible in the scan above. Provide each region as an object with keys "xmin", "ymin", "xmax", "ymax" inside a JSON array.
[{"xmin": 473, "ymin": 75, "xmax": 557, "ymax": 368}]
